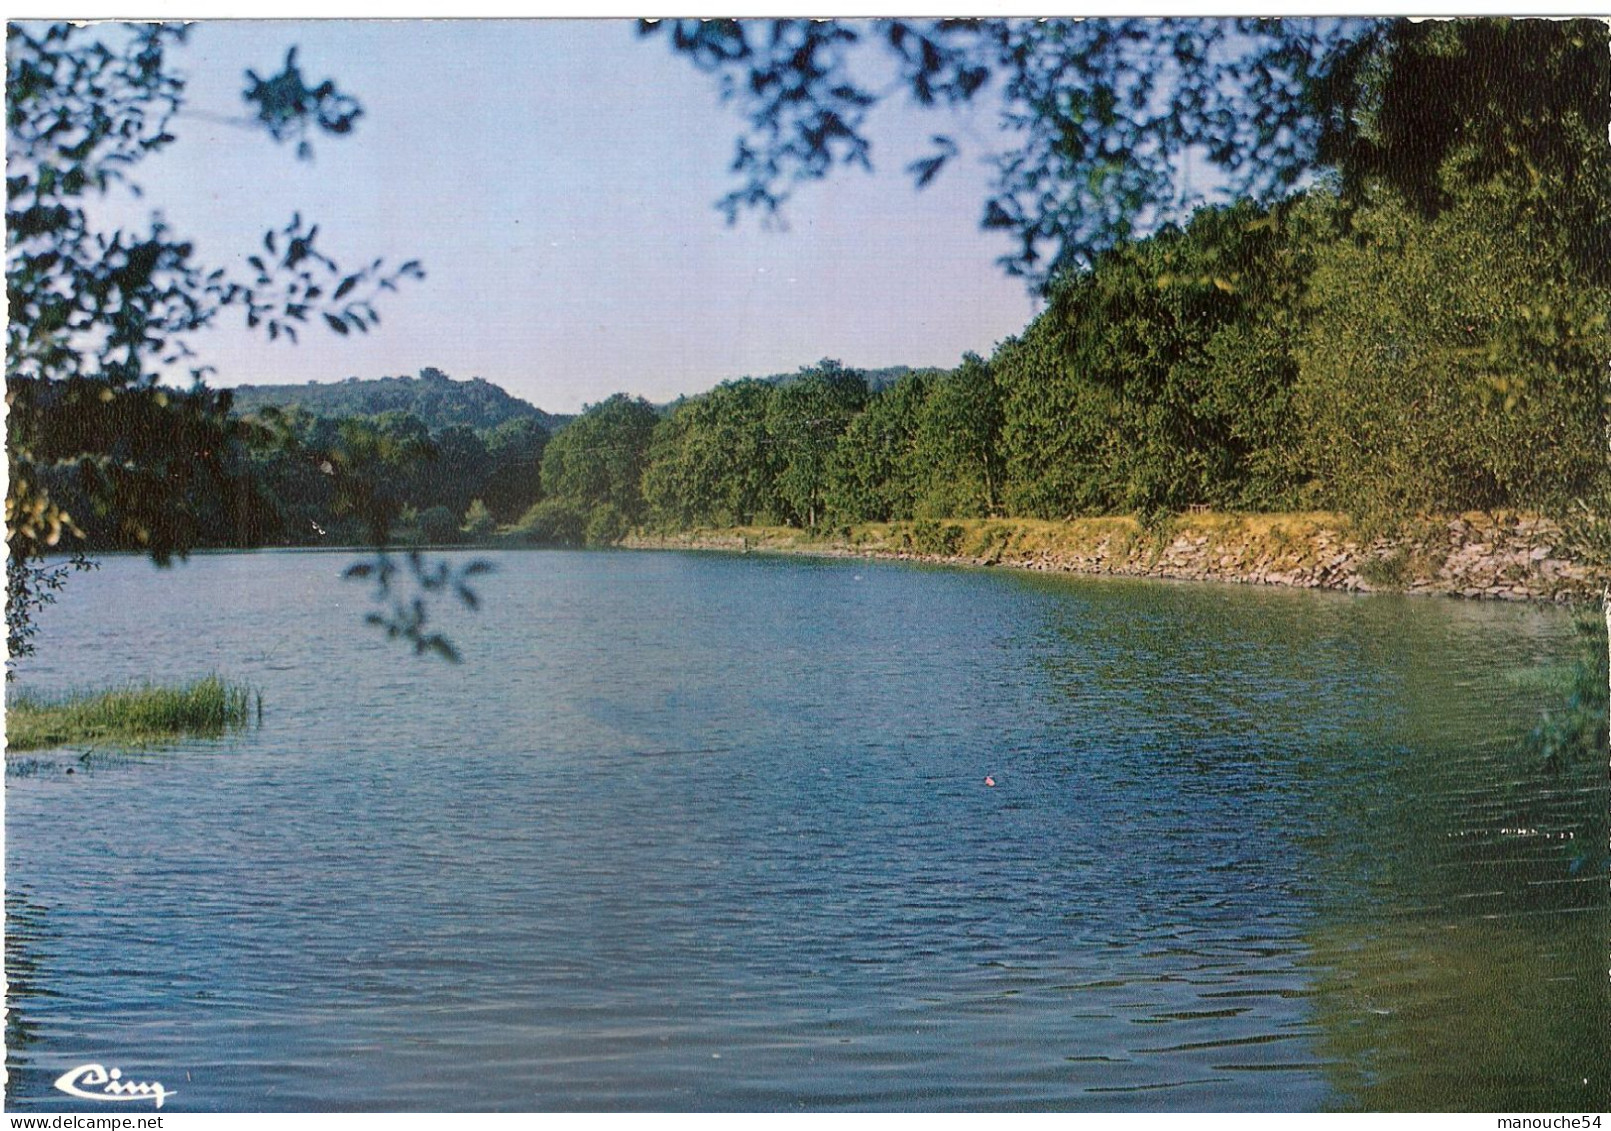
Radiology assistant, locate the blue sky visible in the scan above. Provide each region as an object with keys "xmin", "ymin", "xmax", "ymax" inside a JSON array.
[{"xmin": 84, "ymin": 20, "xmax": 1044, "ymax": 413}]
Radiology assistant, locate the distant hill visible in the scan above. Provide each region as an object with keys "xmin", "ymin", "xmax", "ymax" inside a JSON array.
[
  {"xmin": 229, "ymin": 368, "xmax": 568, "ymax": 433},
  {"xmin": 227, "ymin": 362, "xmax": 941, "ymax": 436}
]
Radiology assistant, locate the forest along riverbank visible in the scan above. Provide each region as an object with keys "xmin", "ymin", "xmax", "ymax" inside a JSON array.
[{"xmin": 623, "ymin": 512, "xmax": 1604, "ymax": 603}]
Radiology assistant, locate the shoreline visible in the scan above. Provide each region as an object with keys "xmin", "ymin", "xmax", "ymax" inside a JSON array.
[
  {"xmin": 47, "ymin": 511, "xmax": 1606, "ymax": 606},
  {"xmin": 622, "ymin": 513, "xmax": 1605, "ymax": 605}
]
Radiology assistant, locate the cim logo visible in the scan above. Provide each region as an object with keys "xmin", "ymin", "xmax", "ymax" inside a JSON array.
[{"xmin": 54, "ymin": 1063, "xmax": 174, "ymax": 1108}]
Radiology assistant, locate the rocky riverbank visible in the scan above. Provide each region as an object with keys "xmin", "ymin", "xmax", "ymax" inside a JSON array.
[{"xmin": 623, "ymin": 512, "xmax": 1605, "ymax": 603}]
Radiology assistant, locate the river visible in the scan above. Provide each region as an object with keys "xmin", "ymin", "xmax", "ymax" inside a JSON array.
[{"xmin": 5, "ymin": 549, "xmax": 1606, "ymax": 1111}]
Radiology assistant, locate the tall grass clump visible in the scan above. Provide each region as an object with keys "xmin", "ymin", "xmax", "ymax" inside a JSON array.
[
  {"xmin": 1356, "ymin": 547, "xmax": 1413, "ymax": 590},
  {"xmin": 7, "ymin": 675, "xmax": 257, "ymax": 753}
]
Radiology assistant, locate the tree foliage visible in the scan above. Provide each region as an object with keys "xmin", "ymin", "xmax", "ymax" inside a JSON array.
[
  {"xmin": 646, "ymin": 18, "xmax": 1608, "ymax": 293},
  {"xmin": 480, "ymin": 416, "xmax": 550, "ymax": 523},
  {"xmin": 642, "ymin": 17, "xmax": 1360, "ymax": 286},
  {"xmin": 624, "ymin": 180, "xmax": 1603, "ymax": 535},
  {"xmin": 537, "ymin": 393, "xmax": 660, "ymax": 539},
  {"xmin": 1295, "ymin": 186, "xmax": 1608, "ymax": 519},
  {"xmin": 986, "ymin": 196, "xmax": 1326, "ymax": 518},
  {"xmin": 4, "ymin": 22, "xmax": 460, "ymax": 666},
  {"xmin": 766, "ymin": 360, "xmax": 867, "ymax": 528},
  {"xmin": 911, "ymin": 355, "xmax": 1005, "ymax": 519},
  {"xmin": 643, "ymin": 14, "xmax": 1607, "ymax": 538},
  {"xmin": 644, "ymin": 379, "xmax": 778, "ymax": 528},
  {"xmin": 823, "ymin": 371, "xmax": 930, "ymax": 524},
  {"xmin": 1325, "ymin": 18, "xmax": 1610, "ymax": 283}
]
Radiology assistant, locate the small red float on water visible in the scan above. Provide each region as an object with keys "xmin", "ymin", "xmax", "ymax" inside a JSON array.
[{"xmin": 984, "ymin": 776, "xmax": 996, "ymax": 787}]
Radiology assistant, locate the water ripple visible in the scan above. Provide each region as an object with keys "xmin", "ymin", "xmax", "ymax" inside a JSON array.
[{"xmin": 6, "ymin": 550, "xmax": 1605, "ymax": 1111}]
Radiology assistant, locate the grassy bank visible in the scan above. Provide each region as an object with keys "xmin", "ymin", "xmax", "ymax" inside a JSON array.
[
  {"xmin": 6, "ymin": 675, "xmax": 257, "ymax": 753},
  {"xmin": 622, "ymin": 511, "xmax": 1604, "ymax": 603}
]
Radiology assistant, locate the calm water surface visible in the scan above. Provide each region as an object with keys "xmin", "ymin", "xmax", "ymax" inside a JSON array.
[{"xmin": 5, "ymin": 549, "xmax": 1607, "ymax": 1111}]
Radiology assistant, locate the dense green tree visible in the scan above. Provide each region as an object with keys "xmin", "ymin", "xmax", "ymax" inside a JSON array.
[
  {"xmin": 1322, "ymin": 19, "xmax": 1609, "ymax": 285},
  {"xmin": 368, "ymin": 409, "xmax": 431, "ymax": 448},
  {"xmin": 321, "ymin": 413, "xmax": 434, "ymax": 545},
  {"xmin": 539, "ymin": 393, "xmax": 660, "ymax": 528},
  {"xmin": 912, "ymin": 354, "xmax": 1004, "ymax": 518},
  {"xmin": 1295, "ymin": 187, "xmax": 1608, "ymax": 518},
  {"xmin": 766, "ymin": 360, "xmax": 867, "ymax": 528},
  {"xmin": 822, "ymin": 371, "xmax": 931, "ymax": 524},
  {"xmin": 516, "ymin": 498, "xmax": 587, "ymax": 547},
  {"xmin": 9, "ymin": 375, "xmax": 283, "ymax": 555},
  {"xmin": 417, "ymin": 424, "xmax": 491, "ymax": 517},
  {"xmin": 644, "ymin": 379, "xmax": 778, "ymax": 527},
  {"xmin": 652, "ymin": 15, "xmax": 1607, "ymax": 519},
  {"xmin": 480, "ymin": 416, "xmax": 550, "ymax": 523},
  {"xmin": 226, "ymin": 405, "xmax": 510, "ymax": 548},
  {"xmin": 238, "ymin": 405, "xmax": 342, "ymax": 545},
  {"xmin": 989, "ymin": 195, "xmax": 1328, "ymax": 518},
  {"xmin": 994, "ymin": 311, "xmax": 1124, "ymax": 519}
]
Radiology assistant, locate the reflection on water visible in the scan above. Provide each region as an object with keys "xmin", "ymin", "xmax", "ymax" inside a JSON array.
[
  {"xmin": 1308, "ymin": 914, "xmax": 1606, "ymax": 1111},
  {"xmin": 5, "ymin": 891, "xmax": 52, "ymax": 1057},
  {"xmin": 1298, "ymin": 706, "xmax": 1608, "ymax": 1112},
  {"xmin": 1013, "ymin": 567, "xmax": 1609, "ymax": 1111},
  {"xmin": 4, "ymin": 550, "xmax": 1605, "ymax": 1111}
]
